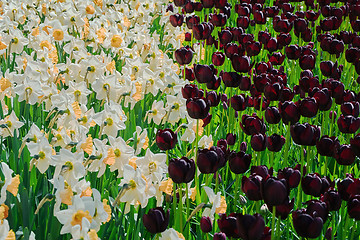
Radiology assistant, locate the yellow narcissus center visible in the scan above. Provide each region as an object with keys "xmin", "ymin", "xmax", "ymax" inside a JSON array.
[
  {"xmin": 148, "ymin": 162, "xmax": 156, "ymax": 173},
  {"xmin": 114, "ymin": 148, "xmax": 121, "ymax": 157},
  {"xmin": 71, "ymin": 210, "xmax": 92, "ymax": 226},
  {"xmin": 38, "ymin": 151, "xmax": 46, "ymax": 159},
  {"xmin": 5, "ymin": 121, "xmax": 12, "ymax": 128},
  {"xmin": 102, "ymin": 83, "xmax": 110, "ymax": 91},
  {"xmin": 173, "ymin": 103, "xmax": 180, "ymax": 110},
  {"xmin": 64, "ymin": 161, "xmax": 74, "ymax": 171},
  {"xmin": 53, "ymin": 29, "xmax": 64, "ymax": 41},
  {"xmin": 111, "ymin": 35, "xmax": 123, "ymax": 48},
  {"xmin": 12, "ymin": 38, "xmax": 18, "ymax": 44},
  {"xmin": 129, "ymin": 179, "xmax": 136, "ymax": 189},
  {"xmin": 88, "ymin": 66, "xmax": 95, "ymax": 72},
  {"xmin": 152, "ymin": 109, "xmax": 158, "ymax": 115},
  {"xmin": 105, "ymin": 117, "xmax": 113, "ymax": 126}
]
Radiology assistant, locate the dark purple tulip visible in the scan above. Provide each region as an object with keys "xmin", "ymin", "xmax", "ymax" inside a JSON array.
[
  {"xmin": 350, "ymin": 133, "xmax": 360, "ymax": 157},
  {"xmin": 221, "ymin": 71, "xmax": 241, "ymax": 88},
  {"xmin": 251, "ymin": 165, "xmax": 273, "ymax": 179},
  {"xmin": 298, "ymin": 97, "xmax": 318, "ymax": 118},
  {"xmin": 143, "ymin": 207, "xmax": 169, "ymax": 234},
  {"xmin": 292, "ymin": 209, "xmax": 323, "ymax": 238},
  {"xmin": 186, "ymin": 15, "xmax": 200, "ymax": 29},
  {"xmin": 299, "ymin": 55, "xmax": 315, "ymax": 70},
  {"xmin": 173, "ymin": 0, "xmax": 188, "ymax": 7},
  {"xmin": 169, "ymin": 14, "xmax": 184, "ymax": 27},
  {"xmin": 231, "ymin": 54, "xmax": 252, "ymax": 73},
  {"xmin": 213, "ymin": 232, "xmax": 226, "ymax": 240},
  {"xmin": 278, "ymin": 167, "xmax": 301, "ymax": 189},
  {"xmin": 273, "ymin": 18, "xmax": 293, "ymax": 33},
  {"xmin": 334, "ymin": 144, "xmax": 356, "ymax": 166},
  {"xmin": 279, "ymin": 101, "xmax": 300, "ymax": 125},
  {"xmin": 264, "ymin": 82, "xmax": 282, "ymax": 101},
  {"xmin": 265, "ymin": 106, "xmax": 281, "ymax": 124},
  {"xmin": 305, "ymin": 200, "xmax": 329, "ymax": 222},
  {"xmin": 345, "ymin": 47, "xmax": 360, "ymax": 63},
  {"xmin": 218, "ymin": 213, "xmax": 240, "ymax": 238},
  {"xmin": 200, "ymin": 216, "xmax": 213, "ymax": 233},
  {"xmin": 265, "ymin": 38, "xmax": 277, "ymax": 53},
  {"xmin": 194, "ymin": 64, "xmax": 215, "ymax": 84},
  {"xmin": 201, "ymin": 0, "xmax": 214, "ymax": 8},
  {"xmin": 274, "ymin": 198, "xmax": 294, "ymax": 220},
  {"xmin": 245, "ymin": 41, "xmax": 261, "ymax": 56},
  {"xmin": 183, "ymin": 1, "xmax": 195, "ymax": 13},
  {"xmin": 266, "ymin": 134, "xmax": 285, "ymax": 152},
  {"xmin": 236, "ymin": 213, "xmax": 265, "ymax": 240},
  {"xmin": 277, "ymin": 33, "xmax": 292, "ymax": 49},
  {"xmin": 316, "ymin": 135, "xmax": 340, "ymax": 157},
  {"xmin": 226, "ymin": 133, "xmax": 236, "ymax": 146},
  {"xmin": 321, "ymin": 188, "xmax": 341, "ymax": 211},
  {"xmin": 182, "ymin": 84, "xmax": 202, "ymax": 100},
  {"xmin": 240, "ymin": 114, "xmax": 266, "ymax": 136},
  {"xmin": 219, "ymin": 30, "xmax": 233, "ymax": 45},
  {"xmin": 239, "ymin": 76, "xmax": 251, "ymax": 91},
  {"xmin": 302, "ymin": 173, "xmax": 327, "ymax": 197},
  {"xmin": 285, "ymin": 45, "xmax": 301, "ymax": 60},
  {"xmin": 251, "ymin": 134, "xmax": 266, "ymax": 152},
  {"xmin": 212, "ymin": 52, "xmax": 225, "ymax": 66},
  {"xmin": 291, "ymin": 123, "xmax": 320, "ymax": 146},
  {"xmin": 242, "ymin": 174, "xmax": 263, "ymax": 201},
  {"xmin": 338, "ymin": 174, "xmax": 355, "ymax": 201},
  {"xmin": 254, "ymin": 10, "xmax": 266, "ymax": 24},
  {"xmin": 184, "ymin": 67, "xmax": 195, "ymax": 81},
  {"xmin": 311, "ymin": 88, "xmax": 332, "ymax": 111},
  {"xmin": 347, "ymin": 195, "xmax": 360, "ymax": 220},
  {"xmin": 268, "ymin": 52, "xmax": 285, "ymax": 65},
  {"xmin": 186, "ymin": 98, "xmax": 210, "ymax": 120},
  {"xmin": 206, "ymin": 91, "xmax": 220, "ymax": 107},
  {"xmin": 341, "ymin": 101, "xmax": 360, "ymax": 117},
  {"xmin": 168, "ymin": 157, "xmax": 195, "ymax": 183},
  {"xmin": 224, "ymin": 43, "xmax": 242, "ymax": 59},
  {"xmin": 175, "ymin": 46, "xmax": 193, "ymax": 65},
  {"xmin": 228, "ymin": 151, "xmax": 251, "ymax": 174},
  {"xmin": 197, "ymin": 148, "xmax": 221, "ymax": 174},
  {"xmin": 231, "ymin": 94, "xmax": 247, "ymax": 111},
  {"xmin": 237, "ymin": 16, "xmax": 250, "ymax": 29},
  {"xmin": 279, "ymin": 87, "xmax": 294, "ymax": 102},
  {"xmin": 337, "ymin": 114, "xmax": 360, "ymax": 134},
  {"xmin": 209, "ymin": 13, "xmax": 227, "ymax": 27},
  {"xmin": 192, "ymin": 23, "xmax": 213, "ymax": 40},
  {"xmin": 261, "ymin": 176, "xmax": 289, "ymax": 207},
  {"xmin": 156, "ymin": 129, "xmax": 177, "ymax": 151},
  {"xmin": 347, "ymin": 179, "xmax": 360, "ymax": 199}
]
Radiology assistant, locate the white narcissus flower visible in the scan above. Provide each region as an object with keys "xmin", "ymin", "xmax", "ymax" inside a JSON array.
[
  {"xmin": 136, "ymin": 148, "xmax": 167, "ymax": 183},
  {"xmin": 0, "ymin": 219, "xmax": 10, "ymax": 240},
  {"xmin": 159, "ymin": 228, "xmax": 185, "ymax": 240},
  {"xmin": 0, "ymin": 163, "xmax": 13, "ymax": 204},
  {"xmin": 108, "ymin": 136, "xmax": 134, "ymax": 178},
  {"xmin": 87, "ymin": 139, "xmax": 109, "ymax": 177},
  {"xmin": 90, "ymin": 189, "xmax": 110, "ymax": 231},
  {"xmin": 165, "ymin": 94, "xmax": 186, "ymax": 125},
  {"xmin": 119, "ymin": 164, "xmax": 149, "ymax": 213},
  {"xmin": 51, "ymin": 149, "xmax": 86, "ymax": 187},
  {"xmin": 147, "ymin": 100, "xmax": 166, "ymax": 125},
  {"xmin": 202, "ymin": 186, "xmax": 227, "ymax": 222},
  {"xmin": 198, "ymin": 134, "xmax": 214, "ymax": 149},
  {"xmin": 66, "ymin": 81, "xmax": 92, "ymax": 105},
  {"xmin": 13, "ymin": 77, "xmax": 43, "ymax": 105},
  {"xmin": 134, "ymin": 126, "xmax": 149, "ymax": 155},
  {"xmin": 55, "ymin": 195, "xmax": 95, "ymax": 235},
  {"xmin": 92, "ymin": 75, "xmax": 119, "ymax": 102},
  {"xmin": 93, "ymin": 103, "xmax": 126, "ymax": 138},
  {"xmin": 27, "ymin": 136, "xmax": 53, "ymax": 174},
  {"xmin": 0, "ymin": 111, "xmax": 24, "ymax": 138},
  {"xmin": 180, "ymin": 119, "xmax": 204, "ymax": 144}
]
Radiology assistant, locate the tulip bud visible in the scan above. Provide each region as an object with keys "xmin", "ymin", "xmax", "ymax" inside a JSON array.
[
  {"xmin": 292, "ymin": 209, "xmax": 324, "ymax": 238},
  {"xmin": 200, "ymin": 216, "xmax": 213, "ymax": 233},
  {"xmin": 228, "ymin": 151, "xmax": 251, "ymax": 174},
  {"xmin": 143, "ymin": 207, "xmax": 170, "ymax": 234},
  {"xmin": 186, "ymin": 98, "xmax": 210, "ymax": 119},
  {"xmin": 261, "ymin": 177, "xmax": 289, "ymax": 206},
  {"xmin": 156, "ymin": 129, "xmax": 177, "ymax": 151},
  {"xmin": 168, "ymin": 157, "xmax": 195, "ymax": 184}
]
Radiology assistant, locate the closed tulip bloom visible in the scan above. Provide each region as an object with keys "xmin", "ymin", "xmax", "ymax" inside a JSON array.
[
  {"xmin": 194, "ymin": 64, "xmax": 215, "ymax": 84},
  {"xmin": 316, "ymin": 135, "xmax": 340, "ymax": 157},
  {"xmin": 299, "ymin": 55, "xmax": 315, "ymax": 70},
  {"xmin": 143, "ymin": 207, "xmax": 170, "ymax": 234},
  {"xmin": 264, "ymin": 82, "xmax": 283, "ymax": 101},
  {"xmin": 266, "ymin": 134, "xmax": 285, "ymax": 152},
  {"xmin": 350, "ymin": 133, "xmax": 360, "ymax": 157},
  {"xmin": 302, "ymin": 173, "xmax": 328, "ymax": 197},
  {"xmin": 347, "ymin": 195, "xmax": 360, "ymax": 220},
  {"xmin": 292, "ymin": 209, "xmax": 324, "ymax": 238},
  {"xmin": 305, "ymin": 200, "xmax": 329, "ymax": 222},
  {"xmin": 299, "ymin": 97, "xmax": 318, "ymax": 118},
  {"xmin": 230, "ymin": 94, "xmax": 248, "ymax": 111},
  {"xmin": 212, "ymin": 52, "xmax": 225, "ymax": 66},
  {"xmin": 231, "ymin": 54, "xmax": 252, "ymax": 73},
  {"xmin": 226, "ymin": 133, "xmax": 236, "ymax": 146},
  {"xmin": 186, "ymin": 98, "xmax": 210, "ymax": 119},
  {"xmin": 265, "ymin": 106, "xmax": 281, "ymax": 124},
  {"xmin": 221, "ymin": 71, "xmax": 242, "ymax": 88},
  {"xmin": 201, "ymin": 216, "xmax": 213, "ymax": 233},
  {"xmin": 169, "ymin": 14, "xmax": 184, "ymax": 27},
  {"xmin": 240, "ymin": 114, "xmax": 266, "ymax": 136},
  {"xmin": 251, "ymin": 133, "xmax": 267, "ymax": 152},
  {"xmin": 218, "ymin": 213, "xmax": 241, "ymax": 238},
  {"xmin": 279, "ymin": 101, "xmax": 300, "ymax": 124},
  {"xmin": 278, "ymin": 166, "xmax": 301, "ymax": 188},
  {"xmin": 236, "ymin": 213, "xmax": 265, "ymax": 240},
  {"xmin": 291, "ymin": 123, "xmax": 320, "ymax": 146},
  {"xmin": 337, "ymin": 174, "xmax": 355, "ymax": 201},
  {"xmin": 228, "ymin": 151, "xmax": 251, "ymax": 174},
  {"xmin": 334, "ymin": 144, "xmax": 356, "ymax": 166},
  {"xmin": 242, "ymin": 174, "xmax": 263, "ymax": 201},
  {"xmin": 168, "ymin": 157, "xmax": 195, "ymax": 183},
  {"xmin": 197, "ymin": 148, "xmax": 221, "ymax": 174},
  {"xmin": 321, "ymin": 188, "xmax": 341, "ymax": 211},
  {"xmin": 251, "ymin": 165, "xmax": 273, "ymax": 179},
  {"xmin": 156, "ymin": 129, "xmax": 177, "ymax": 151},
  {"xmin": 261, "ymin": 177, "xmax": 289, "ymax": 206},
  {"xmin": 174, "ymin": 46, "xmax": 193, "ymax": 65},
  {"xmin": 337, "ymin": 114, "xmax": 360, "ymax": 134},
  {"xmin": 341, "ymin": 101, "xmax": 360, "ymax": 117}
]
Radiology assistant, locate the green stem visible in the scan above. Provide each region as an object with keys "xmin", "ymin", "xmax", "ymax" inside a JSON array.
[
  {"xmin": 195, "ymin": 119, "xmax": 201, "ymax": 205},
  {"xmin": 282, "ymin": 122, "xmax": 291, "ymax": 168},
  {"xmin": 178, "ymin": 184, "xmax": 183, "ymax": 231},
  {"xmin": 271, "ymin": 206, "xmax": 277, "ymax": 240}
]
